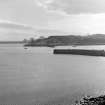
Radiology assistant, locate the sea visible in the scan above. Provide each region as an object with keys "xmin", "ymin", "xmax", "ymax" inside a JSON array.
[{"xmin": 0, "ymin": 44, "xmax": 105, "ymax": 105}]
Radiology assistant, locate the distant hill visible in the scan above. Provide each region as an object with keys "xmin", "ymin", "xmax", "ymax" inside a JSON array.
[
  {"xmin": 0, "ymin": 41, "xmax": 24, "ymax": 44},
  {"xmin": 24, "ymin": 34, "xmax": 105, "ymax": 47}
]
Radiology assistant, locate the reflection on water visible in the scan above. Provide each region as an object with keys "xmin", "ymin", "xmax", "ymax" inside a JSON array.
[{"xmin": 0, "ymin": 44, "xmax": 105, "ymax": 104}]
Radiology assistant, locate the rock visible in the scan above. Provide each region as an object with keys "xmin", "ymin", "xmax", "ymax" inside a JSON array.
[{"xmin": 74, "ymin": 95, "xmax": 105, "ymax": 105}]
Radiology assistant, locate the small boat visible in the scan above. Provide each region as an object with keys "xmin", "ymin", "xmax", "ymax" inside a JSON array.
[{"xmin": 24, "ymin": 47, "xmax": 28, "ymax": 49}]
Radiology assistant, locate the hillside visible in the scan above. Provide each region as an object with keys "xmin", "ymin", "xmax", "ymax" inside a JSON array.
[{"xmin": 24, "ymin": 34, "xmax": 105, "ymax": 47}]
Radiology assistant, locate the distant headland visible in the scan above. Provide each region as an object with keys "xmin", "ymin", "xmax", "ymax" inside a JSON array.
[{"xmin": 24, "ymin": 34, "xmax": 105, "ymax": 47}]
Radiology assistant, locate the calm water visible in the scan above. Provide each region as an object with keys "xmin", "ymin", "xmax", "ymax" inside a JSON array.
[{"xmin": 0, "ymin": 44, "xmax": 105, "ymax": 105}]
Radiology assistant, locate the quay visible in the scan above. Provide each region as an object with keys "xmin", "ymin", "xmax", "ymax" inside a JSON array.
[{"xmin": 53, "ymin": 49, "xmax": 105, "ymax": 57}]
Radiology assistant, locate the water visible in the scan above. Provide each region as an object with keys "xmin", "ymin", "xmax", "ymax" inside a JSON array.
[{"xmin": 0, "ymin": 44, "xmax": 105, "ymax": 104}]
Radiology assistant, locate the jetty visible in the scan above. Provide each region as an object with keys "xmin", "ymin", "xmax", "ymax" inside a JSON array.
[{"xmin": 53, "ymin": 49, "xmax": 105, "ymax": 57}]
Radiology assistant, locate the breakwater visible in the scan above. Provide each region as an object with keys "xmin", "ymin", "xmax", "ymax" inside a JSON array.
[{"xmin": 53, "ymin": 49, "xmax": 105, "ymax": 56}]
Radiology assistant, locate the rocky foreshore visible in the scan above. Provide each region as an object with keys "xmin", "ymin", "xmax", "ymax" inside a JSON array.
[{"xmin": 73, "ymin": 95, "xmax": 105, "ymax": 105}]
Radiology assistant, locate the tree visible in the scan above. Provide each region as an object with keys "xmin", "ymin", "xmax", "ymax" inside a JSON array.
[
  {"xmin": 29, "ymin": 37, "xmax": 35, "ymax": 43},
  {"xmin": 23, "ymin": 39, "xmax": 28, "ymax": 43},
  {"xmin": 39, "ymin": 36, "xmax": 45, "ymax": 39}
]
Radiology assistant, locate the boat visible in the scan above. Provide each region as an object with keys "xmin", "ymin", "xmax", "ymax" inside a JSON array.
[{"xmin": 24, "ymin": 47, "xmax": 28, "ymax": 49}]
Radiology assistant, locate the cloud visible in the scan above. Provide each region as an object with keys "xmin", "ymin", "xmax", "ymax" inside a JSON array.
[
  {"xmin": 0, "ymin": 20, "xmax": 36, "ymax": 41},
  {"xmin": 35, "ymin": 0, "xmax": 68, "ymax": 15},
  {"xmin": 35, "ymin": 0, "xmax": 54, "ymax": 8},
  {"xmin": 48, "ymin": 13, "xmax": 105, "ymax": 35},
  {"xmin": 0, "ymin": 20, "xmax": 34, "ymax": 30},
  {"xmin": 0, "ymin": 31, "xmax": 35, "ymax": 41},
  {"xmin": 35, "ymin": 0, "xmax": 105, "ymax": 14}
]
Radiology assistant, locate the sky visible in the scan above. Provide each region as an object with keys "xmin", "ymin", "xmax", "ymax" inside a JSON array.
[{"xmin": 0, "ymin": 0, "xmax": 105, "ymax": 40}]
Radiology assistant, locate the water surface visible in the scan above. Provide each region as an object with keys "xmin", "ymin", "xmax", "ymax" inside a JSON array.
[{"xmin": 0, "ymin": 44, "xmax": 105, "ymax": 105}]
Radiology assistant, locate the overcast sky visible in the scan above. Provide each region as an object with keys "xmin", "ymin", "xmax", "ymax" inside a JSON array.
[{"xmin": 0, "ymin": 0, "xmax": 105, "ymax": 40}]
